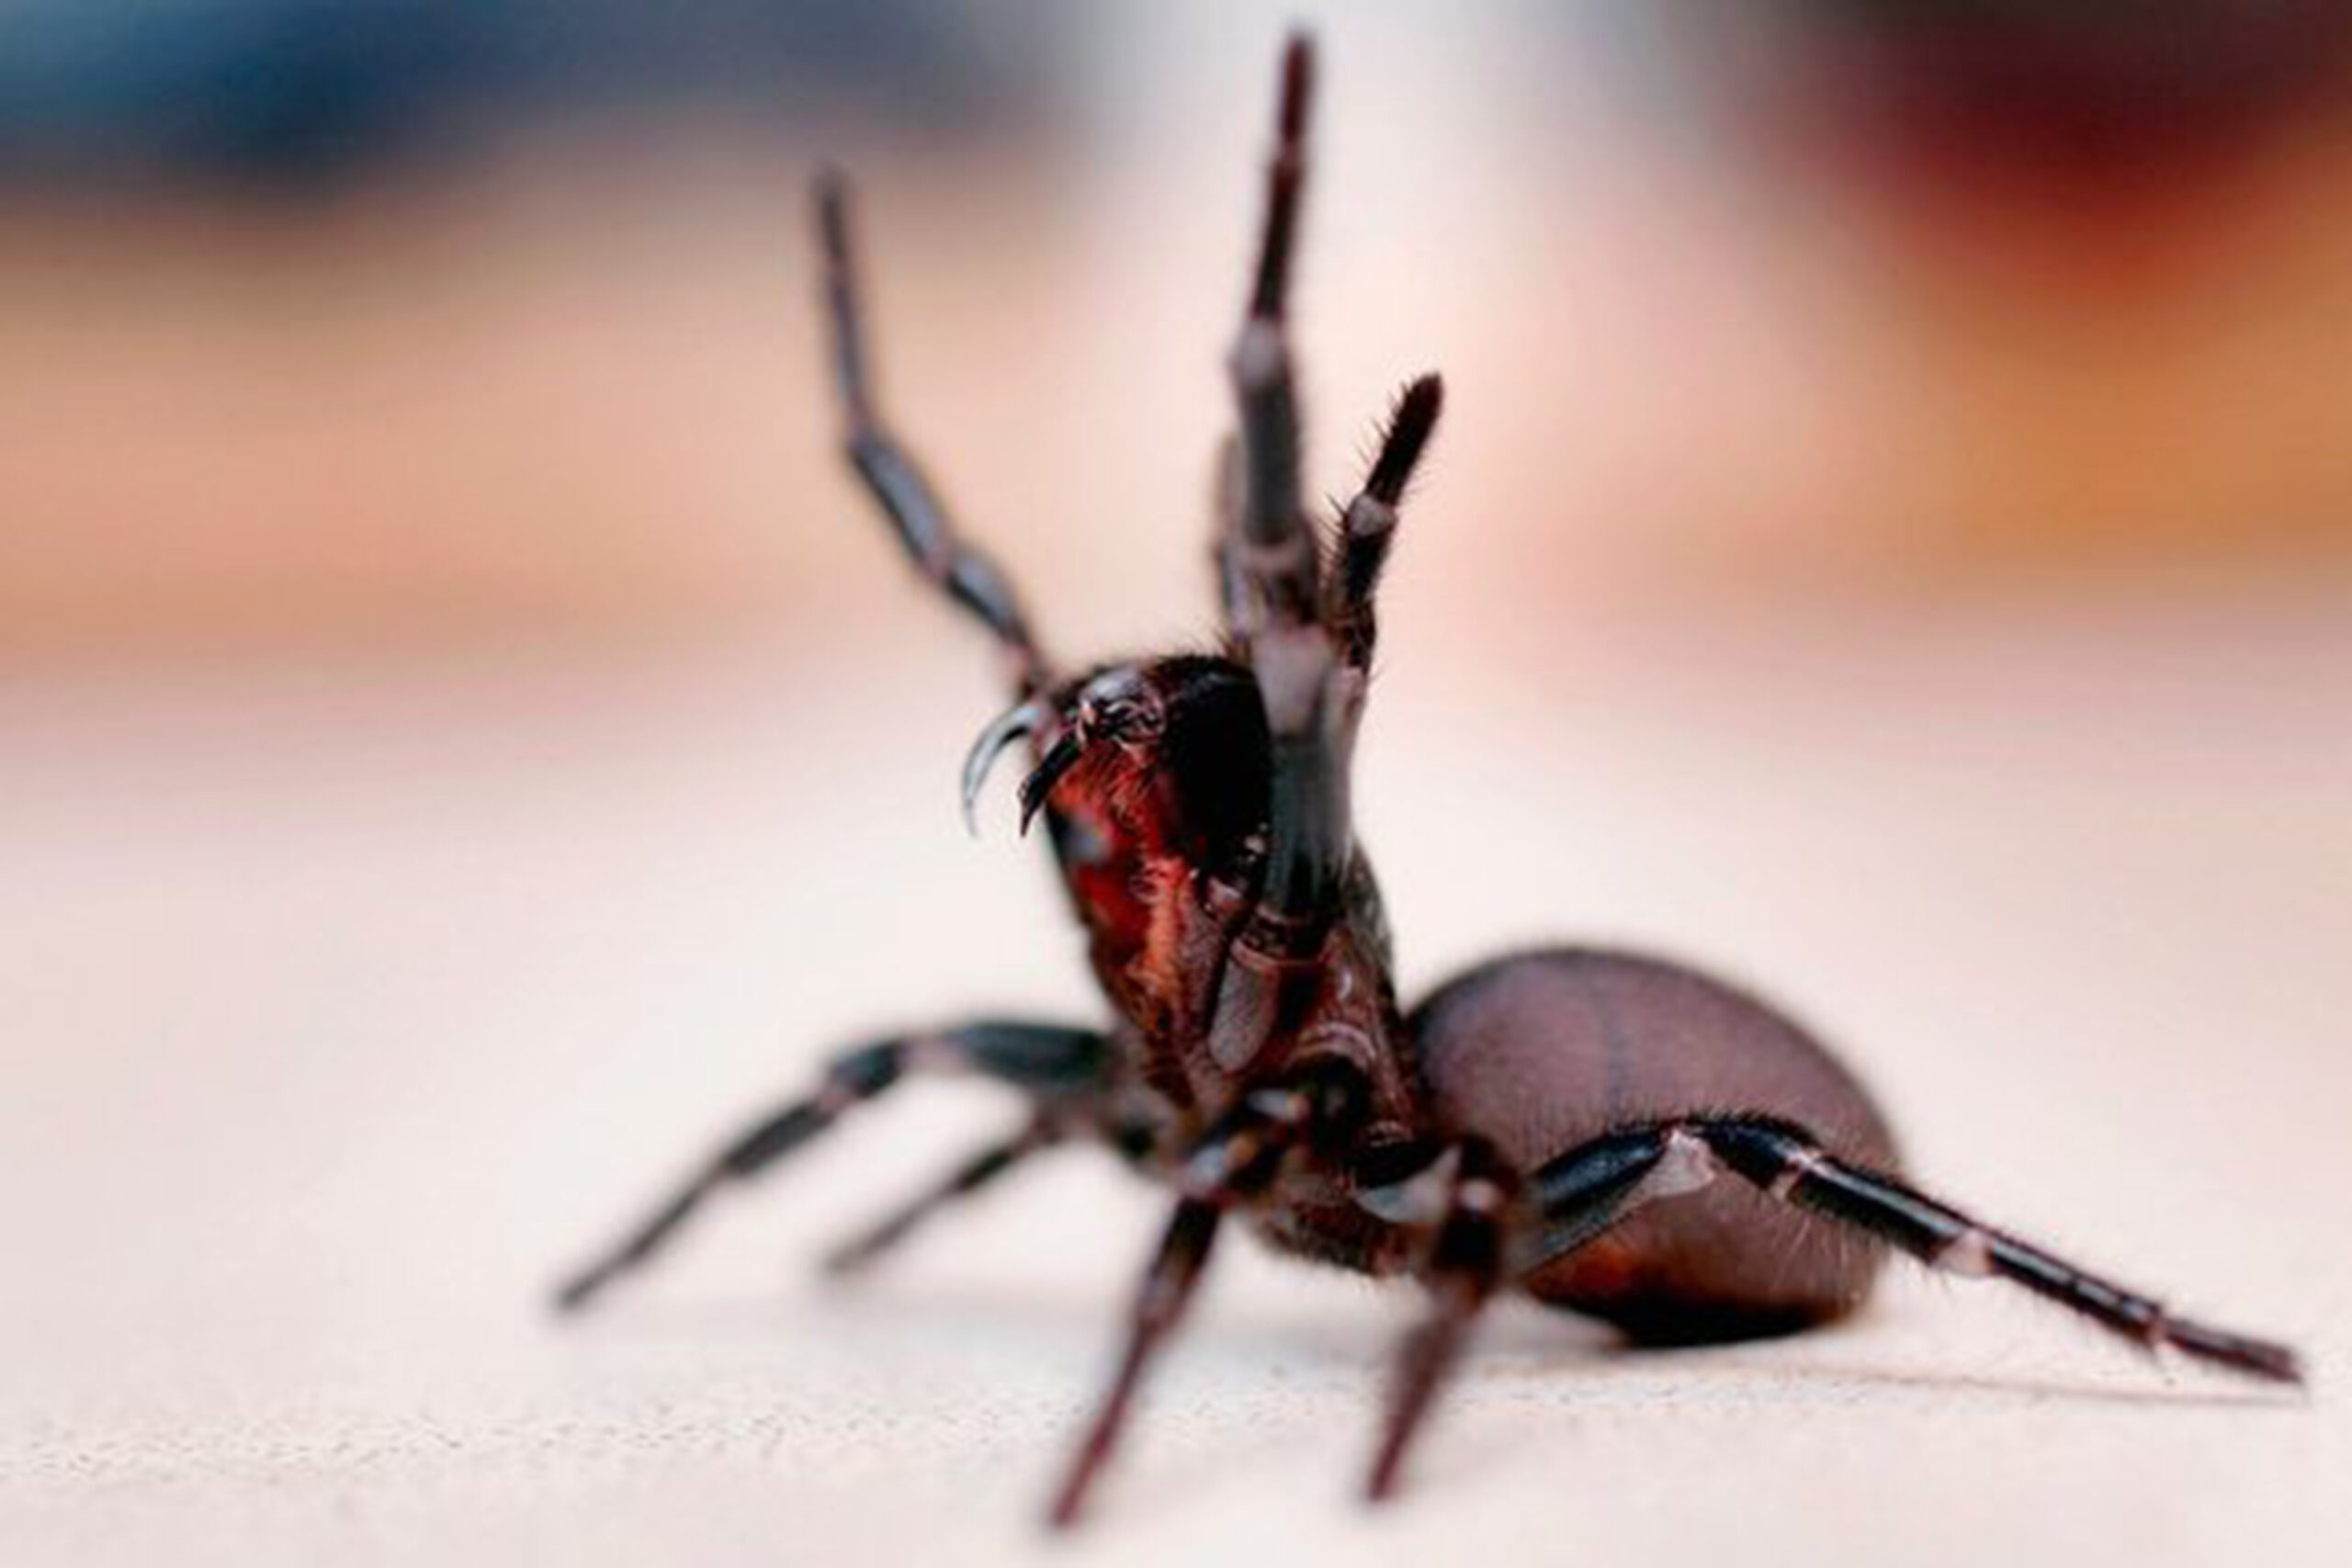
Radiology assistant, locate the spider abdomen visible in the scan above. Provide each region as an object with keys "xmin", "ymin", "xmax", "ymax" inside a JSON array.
[{"xmin": 1409, "ymin": 948, "xmax": 1899, "ymax": 1344}]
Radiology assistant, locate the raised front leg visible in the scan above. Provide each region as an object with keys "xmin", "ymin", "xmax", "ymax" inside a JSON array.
[
  {"xmin": 1204, "ymin": 38, "xmax": 1442, "ymax": 1073},
  {"xmin": 816, "ymin": 174, "xmax": 1050, "ymax": 696},
  {"xmin": 553, "ymin": 1021, "xmax": 1108, "ymax": 1313},
  {"xmin": 1220, "ymin": 36, "xmax": 1317, "ymax": 644},
  {"xmin": 1219, "ymin": 37, "xmax": 1344, "ymax": 941},
  {"xmin": 1328, "ymin": 376, "xmax": 1442, "ymax": 678}
]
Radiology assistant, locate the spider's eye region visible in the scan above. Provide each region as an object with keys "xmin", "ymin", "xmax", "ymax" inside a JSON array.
[
  {"xmin": 1073, "ymin": 673, "xmax": 1165, "ymax": 749},
  {"xmin": 1090, "ymin": 699, "xmax": 1160, "ymax": 745}
]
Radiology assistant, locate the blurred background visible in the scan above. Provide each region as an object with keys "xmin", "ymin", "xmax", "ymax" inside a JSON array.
[
  {"xmin": 5, "ymin": 5, "xmax": 2348, "ymax": 1565},
  {"xmin": 7, "ymin": 0, "xmax": 2352, "ymax": 659}
]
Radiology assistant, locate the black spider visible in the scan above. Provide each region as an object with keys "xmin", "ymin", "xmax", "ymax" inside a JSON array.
[{"xmin": 553, "ymin": 33, "xmax": 2301, "ymax": 1529}]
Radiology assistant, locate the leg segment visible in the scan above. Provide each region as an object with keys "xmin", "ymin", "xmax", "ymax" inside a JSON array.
[
  {"xmin": 820, "ymin": 1116, "xmax": 1059, "ymax": 1277},
  {"xmin": 1329, "ymin": 376, "xmax": 1443, "ymax": 675},
  {"xmin": 825, "ymin": 1105, "xmax": 1162, "ymax": 1275},
  {"xmin": 553, "ymin": 1021, "xmax": 1106, "ymax": 1313},
  {"xmin": 815, "ymin": 173, "xmax": 1048, "ymax": 694},
  {"xmin": 1519, "ymin": 1115, "xmax": 2301, "ymax": 1383},
  {"xmin": 1223, "ymin": 34, "xmax": 1318, "ymax": 638},
  {"xmin": 1048, "ymin": 1060, "xmax": 1370, "ymax": 1529},
  {"xmin": 1364, "ymin": 1139, "xmax": 1515, "ymax": 1502},
  {"xmin": 1047, "ymin": 1194, "xmax": 1224, "ymax": 1529},
  {"xmin": 1222, "ymin": 35, "xmax": 1347, "ymax": 940}
]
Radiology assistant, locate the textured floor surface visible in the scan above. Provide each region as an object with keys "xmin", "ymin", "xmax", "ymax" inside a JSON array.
[{"xmin": 4, "ymin": 604, "xmax": 2346, "ymax": 1567}]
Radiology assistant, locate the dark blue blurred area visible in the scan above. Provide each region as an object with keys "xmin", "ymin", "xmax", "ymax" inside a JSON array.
[{"xmin": 0, "ymin": 1, "xmax": 1080, "ymax": 189}]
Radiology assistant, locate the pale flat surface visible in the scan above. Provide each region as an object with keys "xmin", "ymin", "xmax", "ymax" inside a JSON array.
[{"xmin": 3, "ymin": 592, "xmax": 2347, "ymax": 1567}]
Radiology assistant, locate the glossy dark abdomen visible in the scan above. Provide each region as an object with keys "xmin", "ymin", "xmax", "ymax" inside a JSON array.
[{"xmin": 1408, "ymin": 949, "xmax": 1898, "ymax": 1345}]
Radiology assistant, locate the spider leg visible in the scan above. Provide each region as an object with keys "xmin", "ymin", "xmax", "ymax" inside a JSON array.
[
  {"xmin": 552, "ymin": 1021, "xmax": 1106, "ymax": 1314},
  {"xmin": 1363, "ymin": 1138, "xmax": 1515, "ymax": 1502},
  {"xmin": 1047, "ymin": 1190, "xmax": 1223, "ymax": 1529},
  {"xmin": 1222, "ymin": 35, "xmax": 1318, "ymax": 641},
  {"xmin": 1329, "ymin": 376, "xmax": 1443, "ymax": 676},
  {"xmin": 819, "ymin": 1114, "xmax": 1060, "ymax": 1278},
  {"xmin": 814, "ymin": 173, "xmax": 1049, "ymax": 695},
  {"xmin": 1199, "ymin": 42, "xmax": 1447, "ymax": 1073},
  {"xmin": 1048, "ymin": 1059, "xmax": 1370, "ymax": 1529},
  {"xmin": 1518, "ymin": 1115, "xmax": 2301, "ymax": 1383},
  {"xmin": 1203, "ymin": 35, "xmax": 1357, "ymax": 1066}
]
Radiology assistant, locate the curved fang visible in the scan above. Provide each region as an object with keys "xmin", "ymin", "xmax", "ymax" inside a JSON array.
[
  {"xmin": 1017, "ymin": 730, "xmax": 1086, "ymax": 838},
  {"xmin": 960, "ymin": 698, "xmax": 1047, "ymax": 835}
]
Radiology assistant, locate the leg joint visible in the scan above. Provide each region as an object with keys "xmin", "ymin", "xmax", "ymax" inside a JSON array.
[{"xmin": 824, "ymin": 1039, "xmax": 906, "ymax": 1102}]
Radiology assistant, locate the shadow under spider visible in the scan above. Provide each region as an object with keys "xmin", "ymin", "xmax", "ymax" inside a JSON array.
[{"xmin": 565, "ymin": 1271, "xmax": 2301, "ymax": 1414}]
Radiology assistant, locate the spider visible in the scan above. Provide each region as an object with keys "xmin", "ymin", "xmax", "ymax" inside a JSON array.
[{"xmin": 553, "ymin": 33, "xmax": 2301, "ymax": 1529}]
